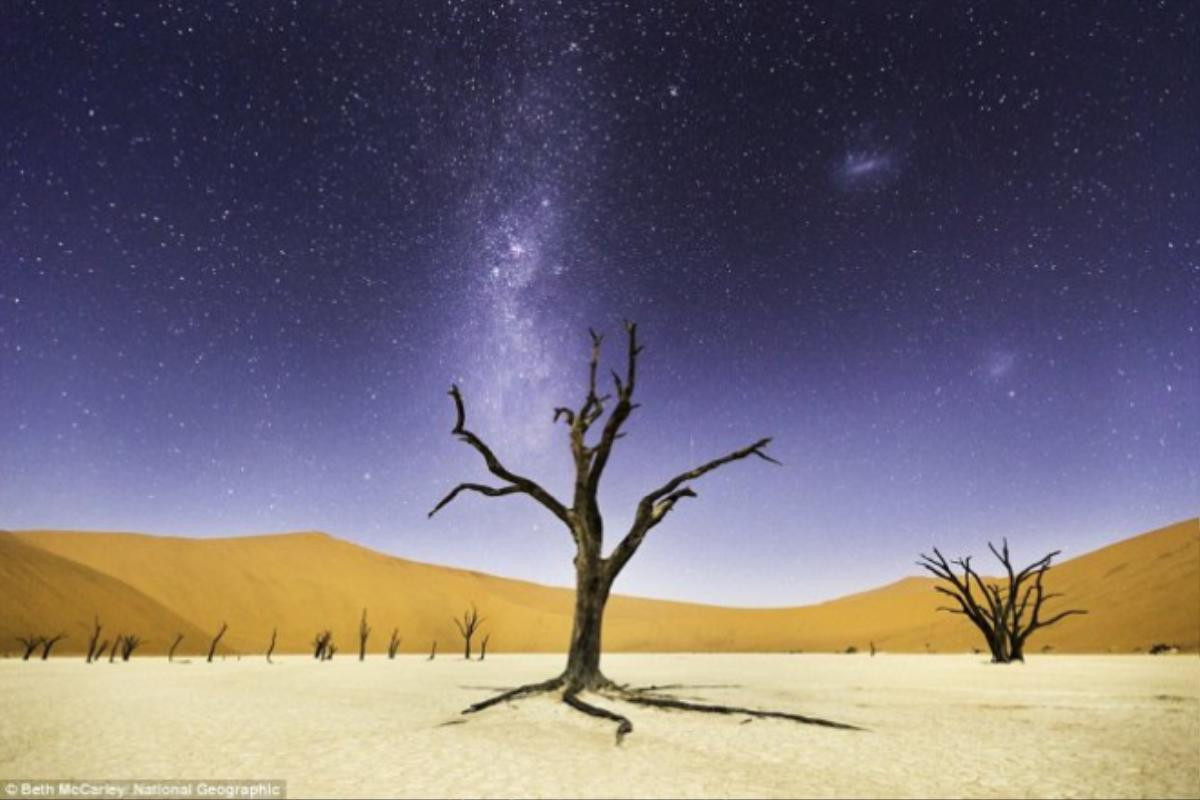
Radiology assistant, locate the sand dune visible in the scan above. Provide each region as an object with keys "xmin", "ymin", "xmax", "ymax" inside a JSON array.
[{"xmin": 2, "ymin": 519, "xmax": 1196, "ymax": 657}]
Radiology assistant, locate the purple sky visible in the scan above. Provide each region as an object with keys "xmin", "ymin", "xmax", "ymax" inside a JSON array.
[{"xmin": 2, "ymin": 2, "xmax": 1196, "ymax": 605}]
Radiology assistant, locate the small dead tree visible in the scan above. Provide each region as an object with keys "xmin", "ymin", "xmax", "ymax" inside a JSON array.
[
  {"xmin": 358, "ymin": 609, "xmax": 371, "ymax": 661},
  {"xmin": 168, "ymin": 633, "xmax": 184, "ymax": 662},
  {"xmin": 428, "ymin": 640, "xmax": 437, "ymax": 661},
  {"xmin": 918, "ymin": 540, "xmax": 1087, "ymax": 663},
  {"xmin": 40, "ymin": 633, "xmax": 66, "ymax": 660},
  {"xmin": 207, "ymin": 622, "xmax": 227, "ymax": 663},
  {"xmin": 17, "ymin": 636, "xmax": 43, "ymax": 661},
  {"xmin": 266, "ymin": 629, "xmax": 277, "ymax": 664},
  {"xmin": 478, "ymin": 634, "xmax": 490, "ymax": 662},
  {"xmin": 387, "ymin": 629, "xmax": 401, "ymax": 659},
  {"xmin": 429, "ymin": 323, "xmax": 857, "ymax": 741},
  {"xmin": 453, "ymin": 604, "xmax": 485, "ymax": 660},
  {"xmin": 325, "ymin": 642, "xmax": 337, "ymax": 660},
  {"xmin": 86, "ymin": 616, "xmax": 103, "ymax": 663},
  {"xmin": 94, "ymin": 640, "xmax": 110, "ymax": 661},
  {"xmin": 119, "ymin": 635, "xmax": 143, "ymax": 661},
  {"xmin": 312, "ymin": 630, "xmax": 332, "ymax": 660}
]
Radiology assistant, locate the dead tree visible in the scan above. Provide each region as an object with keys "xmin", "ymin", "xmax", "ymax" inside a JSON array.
[
  {"xmin": 108, "ymin": 634, "xmax": 120, "ymax": 663},
  {"xmin": 358, "ymin": 609, "xmax": 371, "ymax": 661},
  {"xmin": 453, "ymin": 604, "xmax": 485, "ymax": 660},
  {"xmin": 918, "ymin": 540, "xmax": 1087, "ymax": 663},
  {"xmin": 266, "ymin": 629, "xmax": 277, "ymax": 664},
  {"xmin": 119, "ymin": 635, "xmax": 143, "ymax": 661},
  {"xmin": 429, "ymin": 323, "xmax": 858, "ymax": 741},
  {"xmin": 478, "ymin": 634, "xmax": 490, "ymax": 662},
  {"xmin": 312, "ymin": 630, "xmax": 332, "ymax": 660},
  {"xmin": 168, "ymin": 633, "xmax": 184, "ymax": 662},
  {"xmin": 427, "ymin": 640, "xmax": 437, "ymax": 661},
  {"xmin": 324, "ymin": 642, "xmax": 337, "ymax": 660},
  {"xmin": 387, "ymin": 629, "xmax": 401, "ymax": 659},
  {"xmin": 207, "ymin": 622, "xmax": 227, "ymax": 663},
  {"xmin": 16, "ymin": 636, "xmax": 42, "ymax": 661},
  {"xmin": 94, "ymin": 640, "xmax": 110, "ymax": 661},
  {"xmin": 40, "ymin": 633, "xmax": 66, "ymax": 660},
  {"xmin": 86, "ymin": 617, "xmax": 103, "ymax": 663}
]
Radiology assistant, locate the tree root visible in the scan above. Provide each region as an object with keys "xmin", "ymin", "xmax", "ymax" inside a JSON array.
[
  {"xmin": 461, "ymin": 675, "xmax": 564, "ymax": 714},
  {"xmin": 458, "ymin": 674, "xmax": 863, "ymax": 742},
  {"xmin": 599, "ymin": 687, "xmax": 863, "ymax": 731},
  {"xmin": 563, "ymin": 690, "xmax": 634, "ymax": 745}
]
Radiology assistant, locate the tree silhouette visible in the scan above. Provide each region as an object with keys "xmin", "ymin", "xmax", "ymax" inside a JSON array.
[
  {"xmin": 358, "ymin": 609, "xmax": 371, "ymax": 661},
  {"xmin": 119, "ymin": 634, "xmax": 143, "ymax": 661},
  {"xmin": 207, "ymin": 622, "xmax": 227, "ymax": 663},
  {"xmin": 387, "ymin": 629, "xmax": 401, "ymax": 659},
  {"xmin": 918, "ymin": 540, "xmax": 1087, "ymax": 663},
  {"xmin": 478, "ymin": 634, "xmax": 490, "ymax": 662},
  {"xmin": 430, "ymin": 323, "xmax": 858, "ymax": 741},
  {"xmin": 40, "ymin": 633, "xmax": 66, "ymax": 660},
  {"xmin": 168, "ymin": 633, "xmax": 184, "ymax": 662},
  {"xmin": 85, "ymin": 617, "xmax": 103, "ymax": 663},
  {"xmin": 266, "ymin": 629, "xmax": 277, "ymax": 664},
  {"xmin": 17, "ymin": 636, "xmax": 43, "ymax": 661},
  {"xmin": 453, "ymin": 604, "xmax": 485, "ymax": 660},
  {"xmin": 312, "ymin": 630, "xmax": 332, "ymax": 660}
]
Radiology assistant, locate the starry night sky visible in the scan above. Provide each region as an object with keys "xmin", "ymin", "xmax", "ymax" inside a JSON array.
[{"xmin": 2, "ymin": 2, "xmax": 1196, "ymax": 605}]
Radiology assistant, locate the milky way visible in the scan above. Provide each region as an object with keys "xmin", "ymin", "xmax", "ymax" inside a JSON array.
[{"xmin": 1, "ymin": 2, "xmax": 1196, "ymax": 604}]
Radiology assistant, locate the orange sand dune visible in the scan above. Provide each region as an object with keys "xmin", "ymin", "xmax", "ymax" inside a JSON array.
[{"xmin": 2, "ymin": 519, "xmax": 1195, "ymax": 657}]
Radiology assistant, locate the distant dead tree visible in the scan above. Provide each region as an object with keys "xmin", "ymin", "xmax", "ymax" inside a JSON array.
[
  {"xmin": 869, "ymin": 641, "xmax": 876, "ymax": 657},
  {"xmin": 16, "ymin": 636, "xmax": 42, "ymax": 661},
  {"xmin": 453, "ymin": 604, "xmax": 485, "ymax": 660},
  {"xmin": 358, "ymin": 609, "xmax": 371, "ymax": 661},
  {"xmin": 325, "ymin": 642, "xmax": 337, "ymax": 660},
  {"xmin": 387, "ymin": 629, "xmax": 401, "ymax": 659},
  {"xmin": 86, "ymin": 617, "xmax": 103, "ymax": 663},
  {"xmin": 478, "ymin": 634, "xmax": 490, "ymax": 662},
  {"xmin": 94, "ymin": 640, "xmax": 110, "ymax": 661},
  {"xmin": 312, "ymin": 630, "xmax": 332, "ymax": 660},
  {"xmin": 40, "ymin": 633, "xmax": 66, "ymax": 660},
  {"xmin": 427, "ymin": 641, "xmax": 437, "ymax": 661},
  {"xmin": 266, "ymin": 629, "xmax": 277, "ymax": 664},
  {"xmin": 207, "ymin": 622, "xmax": 227, "ymax": 663},
  {"xmin": 429, "ymin": 323, "xmax": 858, "ymax": 741},
  {"xmin": 109, "ymin": 635, "xmax": 120, "ymax": 663},
  {"xmin": 119, "ymin": 635, "xmax": 143, "ymax": 661},
  {"xmin": 168, "ymin": 633, "xmax": 184, "ymax": 662},
  {"xmin": 918, "ymin": 540, "xmax": 1087, "ymax": 663}
]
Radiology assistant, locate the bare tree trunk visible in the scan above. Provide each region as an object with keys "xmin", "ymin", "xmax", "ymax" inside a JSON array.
[
  {"xmin": 17, "ymin": 636, "xmax": 42, "ymax": 661},
  {"xmin": 387, "ymin": 629, "xmax": 401, "ymax": 659},
  {"xmin": 313, "ymin": 630, "xmax": 331, "ymax": 659},
  {"xmin": 427, "ymin": 641, "xmax": 436, "ymax": 661},
  {"xmin": 266, "ymin": 629, "xmax": 277, "ymax": 664},
  {"xmin": 478, "ymin": 634, "xmax": 489, "ymax": 661},
  {"xmin": 168, "ymin": 633, "xmax": 183, "ymax": 662},
  {"xmin": 86, "ymin": 617, "xmax": 102, "ymax": 663},
  {"xmin": 359, "ymin": 609, "xmax": 371, "ymax": 661},
  {"xmin": 40, "ymin": 634, "xmax": 66, "ymax": 660},
  {"xmin": 563, "ymin": 559, "xmax": 612, "ymax": 691},
  {"xmin": 94, "ymin": 640, "xmax": 110, "ymax": 661},
  {"xmin": 207, "ymin": 622, "xmax": 227, "ymax": 663},
  {"xmin": 109, "ymin": 635, "xmax": 120, "ymax": 663}
]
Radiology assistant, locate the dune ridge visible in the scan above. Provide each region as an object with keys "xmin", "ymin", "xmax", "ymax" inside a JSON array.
[{"xmin": 2, "ymin": 519, "xmax": 1195, "ymax": 657}]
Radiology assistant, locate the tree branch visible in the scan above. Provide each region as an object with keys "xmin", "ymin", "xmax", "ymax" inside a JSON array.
[
  {"xmin": 428, "ymin": 483, "xmax": 523, "ymax": 518},
  {"xmin": 434, "ymin": 384, "xmax": 570, "ymax": 525},
  {"xmin": 606, "ymin": 437, "xmax": 778, "ymax": 575}
]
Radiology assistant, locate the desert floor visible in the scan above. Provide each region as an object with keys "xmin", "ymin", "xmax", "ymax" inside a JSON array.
[{"xmin": 1, "ymin": 653, "xmax": 1197, "ymax": 798}]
